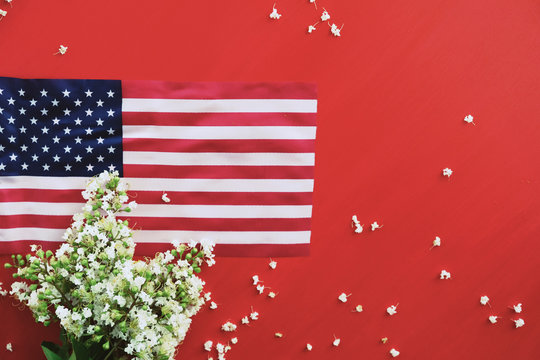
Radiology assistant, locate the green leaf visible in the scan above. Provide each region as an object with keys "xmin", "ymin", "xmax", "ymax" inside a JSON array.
[
  {"xmin": 41, "ymin": 342, "xmax": 65, "ymax": 360},
  {"xmin": 70, "ymin": 335, "xmax": 90, "ymax": 360}
]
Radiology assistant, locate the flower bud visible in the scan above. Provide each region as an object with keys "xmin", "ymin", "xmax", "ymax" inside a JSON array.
[
  {"xmin": 102, "ymin": 341, "xmax": 110, "ymax": 350},
  {"xmin": 4, "ymin": 263, "xmax": 12, "ymax": 268},
  {"xmin": 45, "ymin": 250, "xmax": 53, "ymax": 258}
]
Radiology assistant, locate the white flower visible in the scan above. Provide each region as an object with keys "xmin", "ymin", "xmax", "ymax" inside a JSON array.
[
  {"xmin": 306, "ymin": 343, "xmax": 313, "ymax": 351},
  {"xmin": 162, "ymin": 193, "xmax": 171, "ymax": 203},
  {"xmin": 71, "ymin": 312, "xmax": 82, "ymax": 322},
  {"xmin": 321, "ymin": 9, "xmax": 330, "ymax": 21},
  {"xmin": 432, "ymin": 236, "xmax": 441, "ymax": 247},
  {"xmin": 204, "ymin": 340, "xmax": 213, "ymax": 351},
  {"xmin": 354, "ymin": 304, "xmax": 363, "ymax": 312},
  {"xmin": 6, "ymin": 343, "xmax": 13, "ymax": 352},
  {"xmin": 390, "ymin": 348, "xmax": 400, "ymax": 357},
  {"xmin": 210, "ymin": 301, "xmax": 218, "ymax": 310},
  {"xmin": 442, "ymin": 168, "xmax": 453, "ymax": 177},
  {"xmin": 464, "ymin": 114, "xmax": 475, "ymax": 124},
  {"xmin": 250, "ymin": 311, "xmax": 259, "ymax": 320},
  {"xmin": 256, "ymin": 284, "xmax": 265, "ymax": 294},
  {"xmin": 371, "ymin": 222, "xmax": 382, "ymax": 231},
  {"xmin": 241, "ymin": 316, "xmax": 250, "ymax": 324},
  {"xmin": 338, "ymin": 293, "xmax": 350, "ymax": 303},
  {"xmin": 221, "ymin": 321, "xmax": 237, "ymax": 332},
  {"xmin": 489, "ymin": 315, "xmax": 499, "ymax": 324},
  {"xmin": 513, "ymin": 318, "xmax": 525, "ymax": 328},
  {"xmin": 269, "ymin": 259, "xmax": 277, "ymax": 269},
  {"xmin": 171, "ymin": 238, "xmax": 181, "ymax": 249},
  {"xmin": 332, "ymin": 337, "xmax": 340, "ymax": 346},
  {"xmin": 82, "ymin": 308, "xmax": 92, "ymax": 318},
  {"xmin": 513, "ymin": 303, "xmax": 522, "ymax": 313},
  {"xmin": 0, "ymin": 9, "xmax": 7, "ymax": 17},
  {"xmin": 57, "ymin": 45, "xmax": 68, "ymax": 55},
  {"xmin": 252, "ymin": 275, "xmax": 260, "ymax": 285},
  {"xmin": 231, "ymin": 337, "xmax": 238, "ymax": 344},
  {"xmin": 55, "ymin": 305, "xmax": 71, "ymax": 320},
  {"xmin": 387, "ymin": 305, "xmax": 398, "ymax": 315},
  {"xmin": 440, "ymin": 270, "xmax": 451, "ymax": 280},
  {"xmin": 480, "ymin": 296, "xmax": 490, "ymax": 306},
  {"xmin": 0, "ymin": 282, "xmax": 7, "ymax": 297},
  {"xmin": 216, "ymin": 343, "xmax": 225, "ymax": 353},
  {"xmin": 329, "ymin": 23, "xmax": 343, "ymax": 37},
  {"xmin": 352, "ymin": 215, "xmax": 363, "ymax": 233},
  {"xmin": 269, "ymin": 4, "xmax": 281, "ymax": 19},
  {"xmin": 268, "ymin": 292, "xmax": 277, "ymax": 299}
]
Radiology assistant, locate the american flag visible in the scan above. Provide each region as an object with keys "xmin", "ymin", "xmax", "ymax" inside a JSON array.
[{"xmin": 0, "ymin": 77, "xmax": 317, "ymax": 256}]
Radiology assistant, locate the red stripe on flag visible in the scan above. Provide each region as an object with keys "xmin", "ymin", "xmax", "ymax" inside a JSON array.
[
  {"xmin": 122, "ymin": 81, "xmax": 317, "ymax": 100},
  {"xmin": 123, "ymin": 165, "xmax": 314, "ymax": 179},
  {"xmin": 0, "ymin": 189, "xmax": 83, "ymax": 203},
  {"xmin": 122, "ymin": 112, "xmax": 316, "ymax": 126},
  {"xmin": 122, "ymin": 138, "xmax": 315, "ymax": 153},
  {"xmin": 0, "ymin": 215, "xmax": 71, "ymax": 229},
  {"xmin": 0, "ymin": 189, "xmax": 313, "ymax": 205},
  {"xmin": 129, "ymin": 191, "xmax": 313, "ymax": 205},
  {"xmin": 124, "ymin": 217, "xmax": 311, "ymax": 231}
]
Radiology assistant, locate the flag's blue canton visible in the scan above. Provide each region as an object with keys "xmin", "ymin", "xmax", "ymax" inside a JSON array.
[{"xmin": 0, "ymin": 77, "xmax": 122, "ymax": 177}]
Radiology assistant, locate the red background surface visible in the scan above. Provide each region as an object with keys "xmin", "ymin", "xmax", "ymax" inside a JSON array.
[{"xmin": 1, "ymin": 0, "xmax": 539, "ymax": 359}]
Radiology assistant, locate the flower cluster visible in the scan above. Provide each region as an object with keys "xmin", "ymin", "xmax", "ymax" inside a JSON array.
[{"xmin": 5, "ymin": 171, "xmax": 215, "ymax": 360}]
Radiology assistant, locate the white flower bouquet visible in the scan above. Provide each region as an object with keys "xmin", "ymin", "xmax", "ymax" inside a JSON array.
[{"xmin": 4, "ymin": 171, "xmax": 215, "ymax": 360}]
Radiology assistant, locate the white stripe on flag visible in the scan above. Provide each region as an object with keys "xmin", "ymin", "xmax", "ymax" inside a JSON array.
[
  {"xmin": 122, "ymin": 125, "xmax": 317, "ymax": 140},
  {"xmin": 0, "ymin": 177, "xmax": 314, "ymax": 192},
  {"xmin": 123, "ymin": 151, "xmax": 315, "ymax": 166},
  {"xmin": 122, "ymin": 98, "xmax": 317, "ymax": 113},
  {"xmin": 0, "ymin": 228, "xmax": 311, "ymax": 245},
  {"xmin": 0, "ymin": 202, "xmax": 313, "ymax": 218}
]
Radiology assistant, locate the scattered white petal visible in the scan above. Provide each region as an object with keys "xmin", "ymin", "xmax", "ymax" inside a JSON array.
[
  {"xmin": 268, "ymin": 291, "xmax": 277, "ymax": 298},
  {"xmin": 432, "ymin": 236, "xmax": 441, "ymax": 247},
  {"xmin": 204, "ymin": 292, "xmax": 212, "ymax": 301},
  {"xmin": 306, "ymin": 343, "xmax": 313, "ymax": 351},
  {"xmin": 513, "ymin": 303, "xmax": 522, "ymax": 313},
  {"xmin": 231, "ymin": 337, "xmax": 238, "ymax": 345},
  {"xmin": 329, "ymin": 23, "xmax": 343, "ymax": 37},
  {"xmin": 308, "ymin": 24, "xmax": 317, "ymax": 33},
  {"xmin": 338, "ymin": 293, "xmax": 351, "ymax": 303},
  {"xmin": 256, "ymin": 284, "xmax": 265, "ymax": 294},
  {"xmin": 464, "ymin": 114, "xmax": 475, "ymax": 125},
  {"xmin": 480, "ymin": 296, "xmax": 490, "ymax": 306},
  {"xmin": 352, "ymin": 215, "xmax": 364, "ymax": 233},
  {"xmin": 275, "ymin": 332, "xmax": 283, "ymax": 338},
  {"xmin": 371, "ymin": 221, "xmax": 382, "ymax": 231},
  {"xmin": 6, "ymin": 343, "xmax": 13, "ymax": 352},
  {"xmin": 241, "ymin": 316, "xmax": 250, "ymax": 324},
  {"xmin": 440, "ymin": 270, "xmax": 451, "ymax": 280},
  {"xmin": 269, "ymin": 4, "xmax": 282, "ymax": 19},
  {"xmin": 381, "ymin": 337, "xmax": 388, "ymax": 344},
  {"xmin": 387, "ymin": 305, "xmax": 398, "ymax": 315},
  {"xmin": 513, "ymin": 318, "xmax": 525, "ymax": 328},
  {"xmin": 210, "ymin": 301, "xmax": 218, "ymax": 310},
  {"xmin": 353, "ymin": 304, "xmax": 363, "ymax": 312},
  {"xmin": 269, "ymin": 259, "xmax": 277, "ymax": 269},
  {"xmin": 162, "ymin": 193, "xmax": 171, "ymax": 203},
  {"xmin": 0, "ymin": 9, "xmax": 6, "ymax": 17},
  {"xmin": 442, "ymin": 168, "xmax": 453, "ymax": 177},
  {"xmin": 390, "ymin": 348, "xmax": 400, "ymax": 357},
  {"xmin": 56, "ymin": 45, "xmax": 68, "ymax": 55},
  {"xmin": 332, "ymin": 337, "xmax": 340, "ymax": 347},
  {"xmin": 321, "ymin": 9, "xmax": 330, "ymax": 21},
  {"xmin": 250, "ymin": 311, "xmax": 259, "ymax": 321},
  {"xmin": 204, "ymin": 340, "xmax": 213, "ymax": 351},
  {"xmin": 252, "ymin": 275, "xmax": 260, "ymax": 285},
  {"xmin": 488, "ymin": 315, "xmax": 499, "ymax": 324},
  {"xmin": 221, "ymin": 321, "xmax": 237, "ymax": 332}
]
